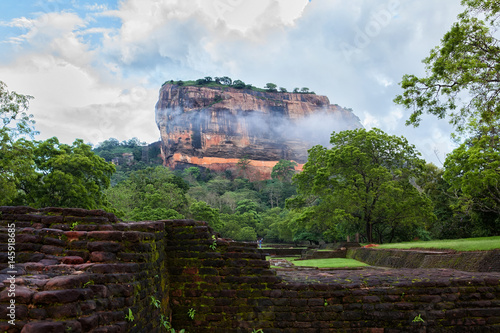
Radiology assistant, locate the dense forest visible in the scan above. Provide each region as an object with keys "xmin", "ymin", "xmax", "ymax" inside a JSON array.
[
  {"xmin": 89, "ymin": 130, "xmax": 499, "ymax": 245},
  {"xmin": 92, "ymin": 138, "xmax": 303, "ymax": 243}
]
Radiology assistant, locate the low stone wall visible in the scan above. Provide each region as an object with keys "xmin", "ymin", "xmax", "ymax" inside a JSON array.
[
  {"xmin": 261, "ymin": 248, "xmax": 306, "ymax": 257},
  {"xmin": 348, "ymin": 247, "xmax": 500, "ymax": 272},
  {"xmin": 302, "ymin": 249, "xmax": 347, "ymax": 260},
  {"xmin": 0, "ymin": 206, "xmax": 169, "ymax": 333}
]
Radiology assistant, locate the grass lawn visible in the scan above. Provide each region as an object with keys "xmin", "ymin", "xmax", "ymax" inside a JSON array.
[
  {"xmin": 269, "ymin": 256, "xmax": 369, "ymax": 268},
  {"xmin": 293, "ymin": 258, "xmax": 369, "ymax": 268},
  {"xmin": 375, "ymin": 236, "xmax": 500, "ymax": 252}
]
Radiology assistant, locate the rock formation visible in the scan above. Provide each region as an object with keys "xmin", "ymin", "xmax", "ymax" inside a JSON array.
[{"xmin": 155, "ymin": 82, "xmax": 362, "ymax": 180}]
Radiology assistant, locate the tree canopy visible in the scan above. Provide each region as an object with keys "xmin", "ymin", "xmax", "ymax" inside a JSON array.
[
  {"xmin": 1, "ymin": 81, "xmax": 116, "ymax": 209},
  {"xmin": 0, "ymin": 81, "xmax": 37, "ymax": 204},
  {"xmin": 271, "ymin": 159, "xmax": 298, "ymax": 183},
  {"xmin": 290, "ymin": 128, "xmax": 435, "ymax": 243},
  {"xmin": 17, "ymin": 138, "xmax": 116, "ymax": 209},
  {"xmin": 394, "ymin": 0, "xmax": 500, "ymax": 136},
  {"xmin": 394, "ymin": 0, "xmax": 500, "ymax": 238},
  {"xmin": 442, "ymin": 130, "xmax": 500, "ymax": 235}
]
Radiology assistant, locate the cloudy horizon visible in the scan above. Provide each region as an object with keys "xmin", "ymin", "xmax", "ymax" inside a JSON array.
[{"xmin": 0, "ymin": 0, "xmax": 464, "ymax": 166}]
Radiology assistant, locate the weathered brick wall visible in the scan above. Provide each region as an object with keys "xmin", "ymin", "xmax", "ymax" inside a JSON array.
[
  {"xmin": 1, "ymin": 207, "xmax": 500, "ymax": 333},
  {"xmin": 0, "ymin": 206, "xmax": 169, "ymax": 333},
  {"xmin": 165, "ymin": 220, "xmax": 280, "ymax": 332},
  {"xmin": 348, "ymin": 247, "xmax": 500, "ymax": 272},
  {"xmin": 165, "ymin": 220, "xmax": 500, "ymax": 333},
  {"xmin": 265, "ymin": 276, "xmax": 500, "ymax": 333}
]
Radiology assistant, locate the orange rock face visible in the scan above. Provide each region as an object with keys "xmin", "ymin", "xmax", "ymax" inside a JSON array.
[{"xmin": 155, "ymin": 83, "xmax": 362, "ymax": 180}]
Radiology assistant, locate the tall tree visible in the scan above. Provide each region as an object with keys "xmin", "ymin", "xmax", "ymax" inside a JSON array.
[
  {"xmin": 0, "ymin": 81, "xmax": 37, "ymax": 204},
  {"xmin": 265, "ymin": 83, "xmax": 278, "ymax": 92},
  {"xmin": 236, "ymin": 156, "xmax": 251, "ymax": 178},
  {"xmin": 19, "ymin": 138, "xmax": 115, "ymax": 209},
  {"xmin": 394, "ymin": 0, "xmax": 500, "ymax": 136},
  {"xmin": 290, "ymin": 128, "xmax": 435, "ymax": 243},
  {"xmin": 106, "ymin": 165, "xmax": 188, "ymax": 219},
  {"xmin": 443, "ymin": 131, "xmax": 500, "ymax": 235},
  {"xmin": 189, "ymin": 201, "xmax": 222, "ymax": 231},
  {"xmin": 394, "ymin": 0, "xmax": 500, "ymax": 236},
  {"xmin": 271, "ymin": 160, "xmax": 298, "ymax": 183}
]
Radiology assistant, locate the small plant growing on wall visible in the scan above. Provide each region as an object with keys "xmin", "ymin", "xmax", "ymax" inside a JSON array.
[
  {"xmin": 125, "ymin": 308, "xmax": 134, "ymax": 322},
  {"xmin": 209, "ymin": 235, "xmax": 217, "ymax": 250},
  {"xmin": 412, "ymin": 314, "xmax": 425, "ymax": 323},
  {"xmin": 151, "ymin": 296, "xmax": 161, "ymax": 308},
  {"xmin": 188, "ymin": 308, "xmax": 196, "ymax": 320},
  {"xmin": 83, "ymin": 280, "xmax": 94, "ymax": 288}
]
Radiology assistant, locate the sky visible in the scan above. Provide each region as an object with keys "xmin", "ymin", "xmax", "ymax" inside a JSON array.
[{"xmin": 0, "ymin": 0, "xmax": 465, "ymax": 166}]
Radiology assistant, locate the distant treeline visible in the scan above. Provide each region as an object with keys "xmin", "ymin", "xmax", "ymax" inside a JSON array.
[{"xmin": 163, "ymin": 76, "xmax": 315, "ymax": 94}]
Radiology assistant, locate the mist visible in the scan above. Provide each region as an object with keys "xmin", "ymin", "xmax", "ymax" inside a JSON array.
[{"xmin": 156, "ymin": 104, "xmax": 362, "ymax": 163}]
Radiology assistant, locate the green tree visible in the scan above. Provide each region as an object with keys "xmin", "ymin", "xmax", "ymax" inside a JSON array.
[
  {"xmin": 93, "ymin": 137, "xmax": 146, "ymax": 164},
  {"xmin": 262, "ymin": 180, "xmax": 283, "ymax": 209},
  {"xmin": 236, "ymin": 156, "xmax": 251, "ymax": 178},
  {"xmin": 189, "ymin": 200, "xmax": 222, "ymax": 230},
  {"xmin": 106, "ymin": 166, "xmax": 188, "ymax": 219},
  {"xmin": 237, "ymin": 226, "xmax": 257, "ymax": 241},
  {"xmin": 291, "ymin": 128, "xmax": 435, "ymax": 243},
  {"xmin": 206, "ymin": 176, "xmax": 231, "ymax": 195},
  {"xmin": 265, "ymin": 83, "xmax": 278, "ymax": 92},
  {"xmin": 182, "ymin": 166, "xmax": 201, "ymax": 184},
  {"xmin": 394, "ymin": 0, "xmax": 500, "ymax": 136},
  {"xmin": 235, "ymin": 199, "xmax": 259, "ymax": 215},
  {"xmin": 220, "ymin": 76, "xmax": 232, "ymax": 85},
  {"xmin": 19, "ymin": 137, "xmax": 115, "ymax": 209},
  {"xmin": 232, "ymin": 80, "xmax": 246, "ymax": 89},
  {"xmin": 271, "ymin": 159, "xmax": 298, "ymax": 183},
  {"xmin": 0, "ymin": 81, "xmax": 37, "ymax": 204},
  {"xmin": 443, "ymin": 132, "xmax": 500, "ymax": 235},
  {"xmin": 219, "ymin": 212, "xmax": 259, "ymax": 240},
  {"xmin": 130, "ymin": 207, "xmax": 184, "ymax": 221}
]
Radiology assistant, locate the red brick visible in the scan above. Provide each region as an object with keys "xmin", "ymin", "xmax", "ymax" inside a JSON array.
[
  {"xmin": 61, "ymin": 256, "xmax": 84, "ymax": 265},
  {"xmin": 21, "ymin": 321, "xmax": 65, "ymax": 333}
]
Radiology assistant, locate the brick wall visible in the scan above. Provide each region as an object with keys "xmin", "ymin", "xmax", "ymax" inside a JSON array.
[
  {"xmin": 0, "ymin": 206, "xmax": 168, "ymax": 333},
  {"xmin": 1, "ymin": 206, "xmax": 500, "ymax": 333},
  {"xmin": 165, "ymin": 220, "xmax": 280, "ymax": 332},
  {"xmin": 165, "ymin": 220, "xmax": 500, "ymax": 333}
]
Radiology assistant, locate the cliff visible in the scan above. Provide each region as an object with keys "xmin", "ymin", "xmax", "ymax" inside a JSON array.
[{"xmin": 155, "ymin": 83, "xmax": 362, "ymax": 179}]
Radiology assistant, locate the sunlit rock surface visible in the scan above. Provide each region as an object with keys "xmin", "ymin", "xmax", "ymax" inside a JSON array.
[{"xmin": 155, "ymin": 83, "xmax": 362, "ymax": 179}]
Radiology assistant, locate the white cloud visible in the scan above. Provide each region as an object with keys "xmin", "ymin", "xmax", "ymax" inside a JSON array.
[
  {"xmin": 85, "ymin": 4, "xmax": 109, "ymax": 12},
  {"xmin": 18, "ymin": 12, "xmax": 86, "ymax": 42},
  {"xmin": 0, "ymin": 17, "xmax": 34, "ymax": 29},
  {"xmin": 362, "ymin": 112, "xmax": 379, "ymax": 129},
  {"xmin": 0, "ymin": 55, "xmax": 160, "ymax": 145}
]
